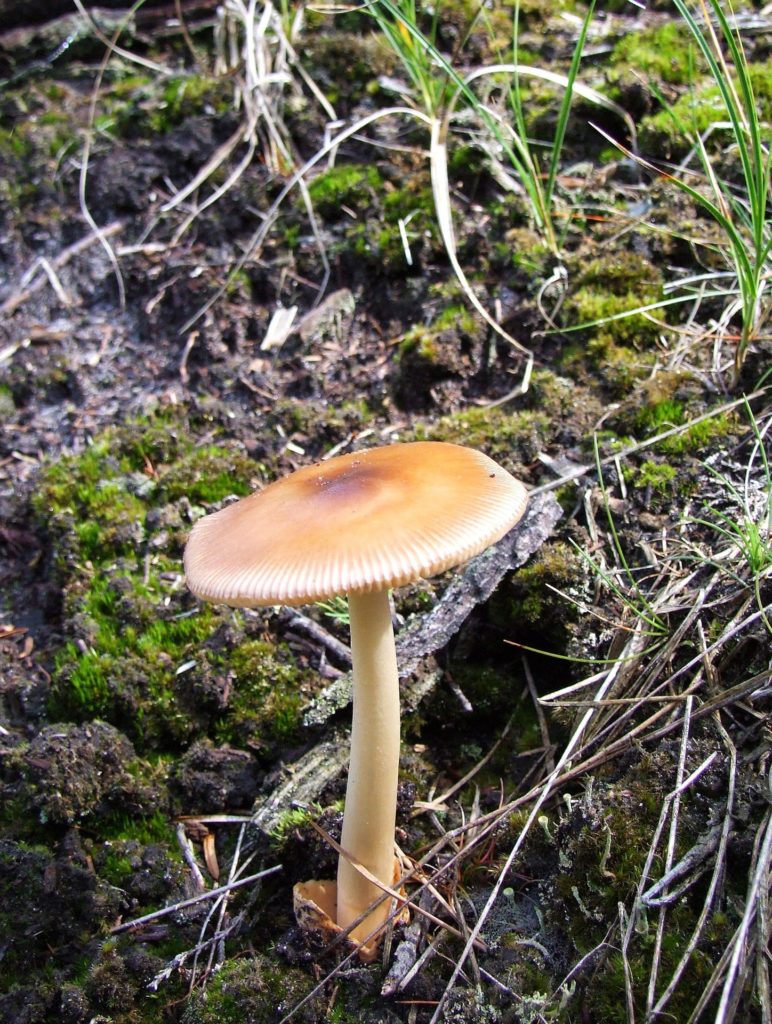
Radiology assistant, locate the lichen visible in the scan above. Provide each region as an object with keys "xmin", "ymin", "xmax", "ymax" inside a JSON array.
[{"xmin": 180, "ymin": 955, "xmax": 325, "ymax": 1024}]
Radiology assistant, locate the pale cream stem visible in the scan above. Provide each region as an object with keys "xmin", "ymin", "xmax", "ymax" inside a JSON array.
[{"xmin": 336, "ymin": 588, "xmax": 401, "ymax": 943}]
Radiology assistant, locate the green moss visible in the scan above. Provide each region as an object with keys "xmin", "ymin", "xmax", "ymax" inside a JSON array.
[
  {"xmin": 308, "ymin": 163, "xmax": 383, "ymax": 216},
  {"xmin": 158, "ymin": 446, "xmax": 255, "ymax": 504},
  {"xmin": 181, "ymin": 954, "xmax": 323, "ymax": 1024},
  {"xmin": 399, "ymin": 304, "xmax": 478, "ymax": 362},
  {"xmin": 670, "ymin": 412, "xmax": 737, "ymax": 453},
  {"xmin": 640, "ymin": 57, "xmax": 772, "ymax": 159},
  {"xmin": 50, "ymin": 591, "xmax": 220, "ymax": 748},
  {"xmin": 216, "ymin": 639, "xmax": 309, "ymax": 751},
  {"xmin": 560, "ymin": 252, "xmax": 664, "ymax": 393},
  {"xmin": 496, "ymin": 225, "xmax": 553, "ymax": 277},
  {"xmin": 99, "ymin": 808, "xmax": 172, "ymax": 847},
  {"xmin": 152, "ymin": 75, "xmax": 233, "ymax": 132},
  {"xmin": 491, "ymin": 541, "xmax": 583, "ymax": 633},
  {"xmin": 635, "ymin": 460, "xmax": 677, "ymax": 494},
  {"xmin": 33, "ymin": 410, "xmax": 318, "ymax": 753},
  {"xmin": 96, "ymin": 72, "xmax": 233, "ymax": 140},
  {"xmin": 33, "ymin": 412, "xmax": 256, "ymax": 566},
  {"xmin": 630, "ymin": 399, "xmax": 738, "ymax": 454},
  {"xmin": 609, "ymin": 21, "xmax": 698, "ymax": 89},
  {"xmin": 414, "ymin": 405, "xmax": 551, "ymax": 472},
  {"xmin": 303, "ymin": 163, "xmax": 438, "ymax": 275},
  {"xmin": 565, "ymin": 252, "xmax": 663, "ymax": 346},
  {"xmin": 31, "ymin": 412, "xmax": 268, "ymax": 750}
]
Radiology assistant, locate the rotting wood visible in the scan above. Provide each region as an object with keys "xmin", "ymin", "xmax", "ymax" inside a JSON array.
[
  {"xmin": 303, "ymin": 491, "xmax": 562, "ymax": 729},
  {"xmin": 250, "ymin": 734, "xmax": 349, "ymax": 836}
]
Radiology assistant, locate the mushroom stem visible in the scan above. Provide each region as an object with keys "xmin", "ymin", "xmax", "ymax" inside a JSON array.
[{"xmin": 336, "ymin": 588, "xmax": 401, "ymax": 943}]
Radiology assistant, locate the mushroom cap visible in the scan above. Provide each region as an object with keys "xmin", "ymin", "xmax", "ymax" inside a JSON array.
[{"xmin": 184, "ymin": 441, "xmax": 528, "ymax": 607}]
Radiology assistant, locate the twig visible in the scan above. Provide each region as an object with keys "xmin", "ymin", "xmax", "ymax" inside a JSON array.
[
  {"xmin": 646, "ymin": 696, "xmax": 694, "ymax": 1015},
  {"xmin": 110, "ymin": 864, "xmax": 282, "ymax": 933},
  {"xmin": 445, "ymin": 671, "xmax": 473, "ymax": 712},
  {"xmin": 280, "ymin": 608, "xmax": 351, "ymax": 665},
  {"xmin": 176, "ymin": 821, "xmax": 207, "ymax": 893},
  {"xmin": 529, "ymin": 388, "xmax": 770, "ymax": 497},
  {"xmin": 179, "ymin": 331, "xmax": 199, "ymax": 385},
  {"xmin": 0, "ymin": 221, "xmax": 123, "ymax": 316},
  {"xmin": 147, "ymin": 914, "xmax": 245, "ymax": 991}
]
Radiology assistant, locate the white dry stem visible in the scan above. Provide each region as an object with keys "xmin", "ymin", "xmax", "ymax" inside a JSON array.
[
  {"xmin": 646, "ymin": 696, "xmax": 694, "ymax": 1015},
  {"xmin": 111, "ymin": 864, "xmax": 282, "ymax": 933},
  {"xmin": 73, "ymin": 0, "xmax": 134, "ymax": 308},
  {"xmin": 648, "ymin": 724, "xmax": 736, "ymax": 1020},
  {"xmin": 429, "ymin": 115, "xmax": 533, "ymax": 375}
]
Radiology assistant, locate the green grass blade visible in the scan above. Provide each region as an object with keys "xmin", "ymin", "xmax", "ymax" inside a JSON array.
[{"xmin": 545, "ymin": 0, "xmax": 596, "ymax": 208}]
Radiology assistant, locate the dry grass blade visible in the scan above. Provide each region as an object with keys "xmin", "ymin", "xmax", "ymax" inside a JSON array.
[
  {"xmin": 307, "ymin": 820, "xmax": 487, "ymax": 953},
  {"xmin": 715, "ymin": 795, "xmax": 772, "ymax": 1023},
  {"xmin": 74, "ymin": 0, "xmax": 135, "ymax": 308},
  {"xmin": 647, "ymin": 720, "xmax": 737, "ymax": 1020},
  {"xmin": 110, "ymin": 863, "xmax": 282, "ymax": 933},
  {"xmin": 429, "ymin": 116, "xmax": 534, "ymax": 378}
]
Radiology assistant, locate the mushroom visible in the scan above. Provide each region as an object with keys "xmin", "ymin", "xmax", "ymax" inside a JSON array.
[{"xmin": 183, "ymin": 441, "xmax": 527, "ymax": 955}]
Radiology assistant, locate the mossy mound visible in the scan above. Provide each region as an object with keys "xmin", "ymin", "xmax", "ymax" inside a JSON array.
[
  {"xmin": 32, "ymin": 412, "xmax": 316, "ymax": 755},
  {"xmin": 639, "ymin": 56, "xmax": 772, "ymax": 161},
  {"xmin": 609, "ymin": 372, "xmax": 741, "ymax": 455},
  {"xmin": 606, "ymin": 19, "xmax": 703, "ymax": 118},
  {"xmin": 413, "ymin": 404, "xmax": 552, "ymax": 477},
  {"xmin": 180, "ymin": 955, "xmax": 323, "ymax": 1024},
  {"xmin": 297, "ymin": 160, "xmax": 439, "ymax": 278},
  {"xmin": 394, "ymin": 304, "xmax": 486, "ymax": 409},
  {"xmin": 3, "ymin": 721, "xmax": 149, "ymax": 826},
  {"xmin": 0, "ymin": 834, "xmax": 127, "ymax": 994},
  {"xmin": 489, "ymin": 540, "xmax": 585, "ymax": 643},
  {"xmin": 560, "ymin": 250, "xmax": 665, "ymax": 395}
]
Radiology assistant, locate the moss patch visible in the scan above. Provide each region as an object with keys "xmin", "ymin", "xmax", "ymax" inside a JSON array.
[
  {"xmin": 413, "ymin": 404, "xmax": 552, "ymax": 475},
  {"xmin": 639, "ymin": 57, "xmax": 772, "ymax": 160},
  {"xmin": 609, "ymin": 21, "xmax": 700, "ymax": 90},
  {"xmin": 32, "ymin": 412, "xmax": 316, "ymax": 753},
  {"xmin": 561, "ymin": 251, "xmax": 665, "ymax": 394}
]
